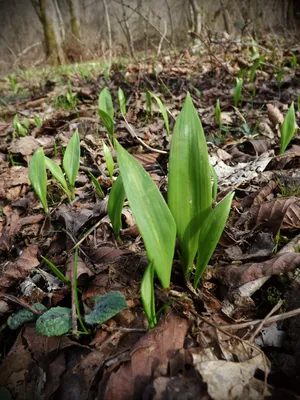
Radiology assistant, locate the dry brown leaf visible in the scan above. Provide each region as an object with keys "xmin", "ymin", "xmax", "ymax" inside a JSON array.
[
  {"xmin": 217, "ymin": 252, "xmax": 300, "ymax": 288},
  {"xmin": 0, "ymin": 166, "xmax": 30, "ymax": 200},
  {"xmin": 0, "ymin": 244, "xmax": 39, "ymax": 288},
  {"xmin": 65, "ymin": 254, "xmax": 94, "ymax": 286},
  {"xmin": 103, "ymin": 314, "xmax": 189, "ymax": 400},
  {"xmin": 267, "ymin": 103, "xmax": 284, "ymax": 127}
]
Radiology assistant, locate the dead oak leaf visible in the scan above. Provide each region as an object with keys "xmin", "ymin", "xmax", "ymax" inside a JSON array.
[
  {"xmin": 217, "ymin": 252, "xmax": 300, "ymax": 289},
  {"xmin": 0, "ymin": 244, "xmax": 39, "ymax": 288},
  {"xmin": 103, "ymin": 314, "xmax": 189, "ymax": 400}
]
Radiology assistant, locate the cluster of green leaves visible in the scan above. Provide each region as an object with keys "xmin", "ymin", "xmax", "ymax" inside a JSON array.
[
  {"xmin": 28, "ymin": 130, "xmax": 80, "ymax": 212},
  {"xmin": 8, "ymin": 74, "xmax": 18, "ymax": 93},
  {"xmin": 280, "ymin": 101, "xmax": 297, "ymax": 154},
  {"xmin": 13, "ymin": 114, "xmax": 29, "ymax": 137},
  {"xmin": 98, "ymin": 88, "xmax": 234, "ymax": 328},
  {"xmin": 55, "ymin": 82, "xmax": 78, "ymax": 110},
  {"xmin": 8, "ymin": 290, "xmax": 127, "ymax": 336}
]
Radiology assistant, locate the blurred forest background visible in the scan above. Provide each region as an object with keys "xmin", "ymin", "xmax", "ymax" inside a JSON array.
[{"xmin": 0, "ymin": 0, "xmax": 299, "ymax": 75}]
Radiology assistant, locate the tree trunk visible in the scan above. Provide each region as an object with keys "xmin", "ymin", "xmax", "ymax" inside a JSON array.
[
  {"xmin": 31, "ymin": 0, "xmax": 65, "ymax": 65},
  {"xmin": 66, "ymin": 0, "xmax": 81, "ymax": 40}
]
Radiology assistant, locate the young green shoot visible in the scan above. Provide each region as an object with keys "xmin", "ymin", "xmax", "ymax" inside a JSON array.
[
  {"xmin": 233, "ymin": 77, "xmax": 243, "ymax": 108},
  {"xmin": 28, "ymin": 148, "xmax": 49, "ymax": 213},
  {"xmin": 280, "ymin": 101, "xmax": 297, "ymax": 154}
]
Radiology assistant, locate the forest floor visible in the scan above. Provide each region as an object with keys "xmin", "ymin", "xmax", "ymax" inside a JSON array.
[{"xmin": 1, "ymin": 37, "xmax": 300, "ymax": 400}]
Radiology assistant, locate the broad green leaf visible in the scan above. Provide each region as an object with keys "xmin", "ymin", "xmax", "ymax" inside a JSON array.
[
  {"xmin": 233, "ymin": 77, "xmax": 243, "ymax": 108},
  {"xmin": 103, "ymin": 141, "xmax": 114, "ymax": 179},
  {"xmin": 108, "ymin": 174, "xmax": 126, "ymax": 236},
  {"xmin": 98, "ymin": 87, "xmax": 114, "ymax": 120},
  {"xmin": 28, "ymin": 147, "xmax": 49, "ymax": 213},
  {"xmin": 45, "ymin": 156, "xmax": 70, "ymax": 198},
  {"xmin": 98, "ymin": 110, "xmax": 114, "ymax": 138},
  {"xmin": 88, "ymin": 170, "xmax": 104, "ymax": 198},
  {"xmin": 168, "ymin": 93, "xmax": 212, "ymax": 276},
  {"xmin": 280, "ymin": 102, "xmax": 297, "ymax": 154},
  {"xmin": 63, "ymin": 129, "xmax": 80, "ymax": 191},
  {"xmin": 117, "ymin": 142, "xmax": 176, "ymax": 288},
  {"xmin": 8, "ymin": 303, "xmax": 47, "ymax": 330},
  {"xmin": 150, "ymin": 92, "xmax": 170, "ymax": 136},
  {"xmin": 141, "ymin": 262, "xmax": 157, "ymax": 328},
  {"xmin": 85, "ymin": 291, "xmax": 127, "ymax": 325},
  {"xmin": 194, "ymin": 192, "xmax": 234, "ymax": 287},
  {"xmin": 118, "ymin": 87, "xmax": 126, "ymax": 116},
  {"xmin": 35, "ymin": 306, "xmax": 72, "ymax": 336}
]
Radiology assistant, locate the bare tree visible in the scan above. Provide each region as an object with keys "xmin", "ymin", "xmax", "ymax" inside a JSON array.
[
  {"xmin": 66, "ymin": 0, "xmax": 81, "ymax": 40},
  {"xmin": 31, "ymin": 0, "xmax": 66, "ymax": 65}
]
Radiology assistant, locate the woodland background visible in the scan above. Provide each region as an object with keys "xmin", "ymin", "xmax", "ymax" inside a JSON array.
[{"xmin": 0, "ymin": 0, "xmax": 299, "ymax": 74}]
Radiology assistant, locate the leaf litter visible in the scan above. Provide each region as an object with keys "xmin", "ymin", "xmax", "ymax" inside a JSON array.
[{"xmin": 1, "ymin": 37, "xmax": 300, "ymax": 399}]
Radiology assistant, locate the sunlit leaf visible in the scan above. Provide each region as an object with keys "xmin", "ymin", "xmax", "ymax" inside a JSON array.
[
  {"xmin": 150, "ymin": 92, "xmax": 170, "ymax": 136},
  {"xmin": 168, "ymin": 93, "xmax": 212, "ymax": 277},
  {"xmin": 108, "ymin": 174, "xmax": 126, "ymax": 237},
  {"xmin": 280, "ymin": 102, "xmax": 297, "ymax": 154},
  {"xmin": 141, "ymin": 262, "xmax": 157, "ymax": 328},
  {"xmin": 88, "ymin": 170, "xmax": 104, "ymax": 198},
  {"xmin": 85, "ymin": 291, "xmax": 127, "ymax": 325},
  {"xmin": 117, "ymin": 141, "xmax": 176, "ymax": 288},
  {"xmin": 45, "ymin": 156, "xmax": 70, "ymax": 199},
  {"xmin": 194, "ymin": 192, "xmax": 234, "ymax": 287},
  {"xmin": 63, "ymin": 129, "xmax": 80, "ymax": 195},
  {"xmin": 35, "ymin": 307, "xmax": 72, "ymax": 336},
  {"xmin": 215, "ymin": 99, "xmax": 221, "ymax": 128},
  {"xmin": 98, "ymin": 87, "xmax": 114, "ymax": 120},
  {"xmin": 118, "ymin": 87, "xmax": 126, "ymax": 116},
  {"xmin": 98, "ymin": 110, "xmax": 114, "ymax": 138},
  {"xmin": 28, "ymin": 147, "xmax": 49, "ymax": 213},
  {"xmin": 103, "ymin": 141, "xmax": 114, "ymax": 179}
]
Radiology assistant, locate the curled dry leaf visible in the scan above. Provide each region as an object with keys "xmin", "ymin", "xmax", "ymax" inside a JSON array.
[
  {"xmin": 267, "ymin": 103, "xmax": 284, "ymax": 127},
  {"xmin": 244, "ymin": 197, "xmax": 300, "ymax": 232},
  {"xmin": 217, "ymin": 251, "xmax": 300, "ymax": 289},
  {"xmin": 65, "ymin": 254, "xmax": 94, "ymax": 286}
]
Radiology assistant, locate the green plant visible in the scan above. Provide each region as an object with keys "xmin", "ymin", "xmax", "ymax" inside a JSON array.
[
  {"xmin": 33, "ymin": 115, "xmax": 43, "ymax": 127},
  {"xmin": 146, "ymin": 89, "xmax": 153, "ymax": 119},
  {"xmin": 107, "ymin": 93, "xmax": 234, "ymax": 327},
  {"xmin": 103, "ymin": 141, "xmax": 114, "ymax": 179},
  {"xmin": 118, "ymin": 87, "xmax": 126, "ymax": 117},
  {"xmin": 233, "ymin": 77, "xmax": 243, "ymax": 108},
  {"xmin": 98, "ymin": 87, "xmax": 114, "ymax": 140},
  {"xmin": 215, "ymin": 99, "xmax": 222, "ymax": 130},
  {"xmin": 280, "ymin": 102, "xmax": 297, "ymax": 154},
  {"xmin": 88, "ymin": 170, "xmax": 104, "ymax": 198},
  {"xmin": 277, "ymin": 68, "xmax": 284, "ymax": 89},
  {"xmin": 55, "ymin": 82, "xmax": 78, "ymax": 110},
  {"xmin": 13, "ymin": 114, "xmax": 28, "ymax": 136},
  {"xmin": 29, "ymin": 130, "xmax": 80, "ymax": 210},
  {"xmin": 8, "ymin": 74, "xmax": 18, "ymax": 93},
  {"xmin": 149, "ymin": 92, "xmax": 170, "ymax": 136}
]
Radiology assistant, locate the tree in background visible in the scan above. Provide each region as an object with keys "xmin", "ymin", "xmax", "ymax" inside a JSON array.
[
  {"xmin": 31, "ymin": 0, "xmax": 66, "ymax": 65},
  {"xmin": 66, "ymin": 0, "xmax": 81, "ymax": 40}
]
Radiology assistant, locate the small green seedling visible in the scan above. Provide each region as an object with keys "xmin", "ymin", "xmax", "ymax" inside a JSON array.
[
  {"xmin": 280, "ymin": 101, "xmax": 297, "ymax": 154},
  {"xmin": 8, "ymin": 74, "xmax": 18, "ymax": 93},
  {"xmin": 29, "ymin": 130, "xmax": 80, "ymax": 210},
  {"xmin": 150, "ymin": 92, "xmax": 170, "ymax": 136},
  {"xmin": 33, "ymin": 115, "xmax": 43, "ymax": 127},
  {"xmin": 55, "ymin": 82, "xmax": 78, "ymax": 110},
  {"xmin": 13, "ymin": 114, "xmax": 28, "ymax": 136},
  {"xmin": 88, "ymin": 170, "xmax": 104, "ymax": 198},
  {"xmin": 103, "ymin": 141, "xmax": 114, "ymax": 179},
  {"xmin": 118, "ymin": 87, "xmax": 126, "ymax": 117},
  {"xmin": 233, "ymin": 77, "xmax": 243, "ymax": 108},
  {"xmin": 98, "ymin": 87, "xmax": 114, "ymax": 140},
  {"xmin": 215, "ymin": 99, "xmax": 222, "ymax": 130}
]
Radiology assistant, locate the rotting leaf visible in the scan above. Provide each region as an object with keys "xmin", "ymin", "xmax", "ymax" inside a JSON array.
[
  {"xmin": 85, "ymin": 291, "xmax": 127, "ymax": 326},
  {"xmin": 35, "ymin": 307, "xmax": 72, "ymax": 336},
  {"xmin": 8, "ymin": 303, "xmax": 47, "ymax": 330}
]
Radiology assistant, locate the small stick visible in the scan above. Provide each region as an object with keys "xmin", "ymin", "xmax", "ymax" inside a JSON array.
[{"xmin": 249, "ymin": 300, "xmax": 283, "ymax": 342}]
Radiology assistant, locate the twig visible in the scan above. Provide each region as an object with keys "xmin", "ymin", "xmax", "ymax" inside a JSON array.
[
  {"xmin": 70, "ymin": 219, "xmax": 102, "ymax": 252},
  {"xmin": 0, "ymin": 294, "xmax": 44, "ymax": 315},
  {"xmin": 103, "ymin": 0, "xmax": 112, "ymax": 72},
  {"xmin": 249, "ymin": 300, "xmax": 283, "ymax": 342},
  {"xmin": 157, "ymin": 20, "xmax": 167, "ymax": 57},
  {"xmin": 123, "ymin": 117, "xmax": 167, "ymax": 154}
]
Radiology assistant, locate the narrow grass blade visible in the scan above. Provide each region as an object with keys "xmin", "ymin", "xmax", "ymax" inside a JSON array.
[
  {"xmin": 168, "ymin": 93, "xmax": 212, "ymax": 276},
  {"xmin": 63, "ymin": 129, "xmax": 80, "ymax": 195},
  {"xmin": 150, "ymin": 92, "xmax": 170, "ymax": 136},
  {"xmin": 98, "ymin": 87, "xmax": 114, "ymax": 120},
  {"xmin": 215, "ymin": 99, "xmax": 221, "ymax": 128},
  {"xmin": 108, "ymin": 174, "xmax": 126, "ymax": 237},
  {"xmin": 45, "ymin": 157, "xmax": 70, "ymax": 198},
  {"xmin": 28, "ymin": 147, "xmax": 48, "ymax": 213},
  {"xmin": 41, "ymin": 255, "xmax": 70, "ymax": 285},
  {"xmin": 280, "ymin": 102, "xmax": 296, "ymax": 154},
  {"xmin": 98, "ymin": 110, "xmax": 114, "ymax": 139},
  {"xmin": 194, "ymin": 192, "xmax": 234, "ymax": 288},
  {"xmin": 117, "ymin": 142, "xmax": 176, "ymax": 288},
  {"xmin": 103, "ymin": 141, "xmax": 114, "ymax": 179},
  {"xmin": 141, "ymin": 262, "xmax": 157, "ymax": 328},
  {"xmin": 118, "ymin": 87, "xmax": 126, "ymax": 116},
  {"xmin": 210, "ymin": 164, "xmax": 218, "ymax": 202},
  {"xmin": 88, "ymin": 170, "xmax": 104, "ymax": 198},
  {"xmin": 234, "ymin": 77, "xmax": 243, "ymax": 108}
]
